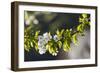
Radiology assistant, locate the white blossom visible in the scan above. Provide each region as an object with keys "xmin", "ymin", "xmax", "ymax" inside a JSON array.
[
  {"xmin": 38, "ymin": 36, "xmax": 44, "ymax": 40},
  {"xmin": 38, "ymin": 35, "xmax": 47, "ymax": 54},
  {"xmin": 38, "ymin": 40, "xmax": 46, "ymax": 47},
  {"xmin": 38, "ymin": 41, "xmax": 43, "ymax": 47},
  {"xmin": 38, "ymin": 46, "xmax": 46, "ymax": 54},
  {"xmin": 43, "ymin": 32, "xmax": 52, "ymax": 43},
  {"xmin": 43, "ymin": 32, "xmax": 48, "ymax": 37},
  {"xmin": 39, "ymin": 49, "xmax": 46, "ymax": 54},
  {"xmin": 38, "ymin": 36, "xmax": 46, "ymax": 45},
  {"xmin": 38, "ymin": 32, "xmax": 52, "ymax": 55},
  {"xmin": 53, "ymin": 35, "xmax": 59, "ymax": 42}
]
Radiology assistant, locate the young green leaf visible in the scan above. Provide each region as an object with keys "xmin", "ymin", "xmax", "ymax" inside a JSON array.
[
  {"xmin": 30, "ymin": 41, "xmax": 34, "ymax": 47},
  {"xmin": 72, "ymin": 33, "xmax": 78, "ymax": 45},
  {"xmin": 82, "ymin": 14, "xmax": 87, "ymax": 18},
  {"xmin": 61, "ymin": 29, "xmax": 64, "ymax": 35},
  {"xmin": 56, "ymin": 29, "xmax": 60, "ymax": 35},
  {"xmin": 63, "ymin": 44, "xmax": 68, "ymax": 52},
  {"xmin": 48, "ymin": 47, "xmax": 53, "ymax": 54},
  {"xmin": 35, "ymin": 43, "xmax": 38, "ymax": 51},
  {"xmin": 63, "ymin": 40, "xmax": 70, "ymax": 52},
  {"xmin": 24, "ymin": 44, "xmax": 29, "ymax": 52},
  {"xmin": 57, "ymin": 41, "xmax": 62, "ymax": 48},
  {"xmin": 77, "ymin": 24, "xmax": 85, "ymax": 33},
  {"xmin": 35, "ymin": 30, "xmax": 40, "ymax": 38}
]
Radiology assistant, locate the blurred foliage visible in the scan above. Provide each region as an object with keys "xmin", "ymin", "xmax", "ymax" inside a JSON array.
[{"xmin": 24, "ymin": 11, "xmax": 90, "ymax": 56}]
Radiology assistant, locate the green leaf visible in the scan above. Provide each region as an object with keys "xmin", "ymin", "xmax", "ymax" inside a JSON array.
[
  {"xmin": 46, "ymin": 44, "xmax": 50, "ymax": 50},
  {"xmin": 63, "ymin": 40, "xmax": 70, "ymax": 52},
  {"xmin": 79, "ymin": 18, "xmax": 83, "ymax": 23},
  {"xmin": 48, "ymin": 47, "xmax": 53, "ymax": 54},
  {"xmin": 72, "ymin": 33, "xmax": 78, "ymax": 45},
  {"xmin": 63, "ymin": 44, "xmax": 67, "ymax": 52},
  {"xmin": 77, "ymin": 24, "xmax": 81, "ymax": 32},
  {"xmin": 52, "ymin": 47, "xmax": 58, "ymax": 56},
  {"xmin": 47, "ymin": 45, "xmax": 58, "ymax": 56},
  {"xmin": 48, "ymin": 41, "xmax": 53, "ymax": 46},
  {"xmin": 82, "ymin": 14, "xmax": 87, "ymax": 18},
  {"xmin": 66, "ymin": 41, "xmax": 70, "ymax": 49},
  {"xmin": 30, "ymin": 42, "xmax": 34, "ymax": 47},
  {"xmin": 24, "ymin": 45, "xmax": 29, "ymax": 52},
  {"xmin": 35, "ymin": 43, "xmax": 38, "ymax": 51},
  {"xmin": 63, "ymin": 29, "xmax": 72, "ymax": 39},
  {"xmin": 35, "ymin": 30, "xmax": 40, "ymax": 38},
  {"xmin": 57, "ymin": 41, "xmax": 62, "ymax": 48},
  {"xmin": 33, "ymin": 40, "xmax": 37, "ymax": 45},
  {"xmin": 77, "ymin": 24, "xmax": 85, "ymax": 33},
  {"xmin": 56, "ymin": 29, "xmax": 60, "ymax": 35},
  {"xmin": 56, "ymin": 29, "xmax": 61, "ymax": 37},
  {"xmin": 61, "ymin": 29, "xmax": 64, "ymax": 35}
]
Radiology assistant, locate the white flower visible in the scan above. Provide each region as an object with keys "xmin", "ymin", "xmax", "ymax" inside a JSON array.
[
  {"xmin": 39, "ymin": 49, "xmax": 46, "ymax": 54},
  {"xmin": 38, "ymin": 35, "xmax": 47, "ymax": 55},
  {"xmin": 43, "ymin": 32, "xmax": 48, "ymax": 37},
  {"xmin": 38, "ymin": 41, "xmax": 43, "ymax": 47},
  {"xmin": 53, "ymin": 35, "xmax": 59, "ymax": 42},
  {"xmin": 38, "ymin": 46, "xmax": 46, "ymax": 54},
  {"xmin": 37, "ymin": 33, "xmax": 52, "ymax": 55},
  {"xmin": 38, "ymin": 40, "xmax": 46, "ymax": 47},
  {"xmin": 43, "ymin": 32, "xmax": 52, "ymax": 43},
  {"xmin": 38, "ymin": 36, "xmax": 44, "ymax": 40},
  {"xmin": 38, "ymin": 35, "xmax": 46, "ymax": 46}
]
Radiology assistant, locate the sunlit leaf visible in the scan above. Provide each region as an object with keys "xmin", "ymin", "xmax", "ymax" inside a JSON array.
[
  {"xmin": 63, "ymin": 40, "xmax": 70, "ymax": 52},
  {"xmin": 63, "ymin": 43, "xmax": 68, "ymax": 52},
  {"xmin": 24, "ymin": 45, "xmax": 29, "ymax": 52},
  {"xmin": 35, "ymin": 43, "xmax": 38, "ymax": 51},
  {"xmin": 82, "ymin": 14, "xmax": 87, "ymax": 18},
  {"xmin": 57, "ymin": 41, "xmax": 62, "ymax": 48},
  {"xmin": 61, "ymin": 29, "xmax": 64, "ymax": 35},
  {"xmin": 48, "ymin": 47, "xmax": 53, "ymax": 54},
  {"xmin": 35, "ymin": 30, "xmax": 40, "ymax": 38},
  {"xmin": 52, "ymin": 47, "xmax": 58, "ymax": 56},
  {"xmin": 77, "ymin": 24, "xmax": 85, "ymax": 33},
  {"xmin": 30, "ymin": 42, "xmax": 34, "ymax": 47},
  {"xmin": 72, "ymin": 33, "xmax": 78, "ymax": 45}
]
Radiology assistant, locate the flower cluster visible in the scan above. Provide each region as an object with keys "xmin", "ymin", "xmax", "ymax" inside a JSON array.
[
  {"xmin": 38, "ymin": 32, "xmax": 60, "ymax": 55},
  {"xmin": 38, "ymin": 32, "xmax": 52, "ymax": 54}
]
